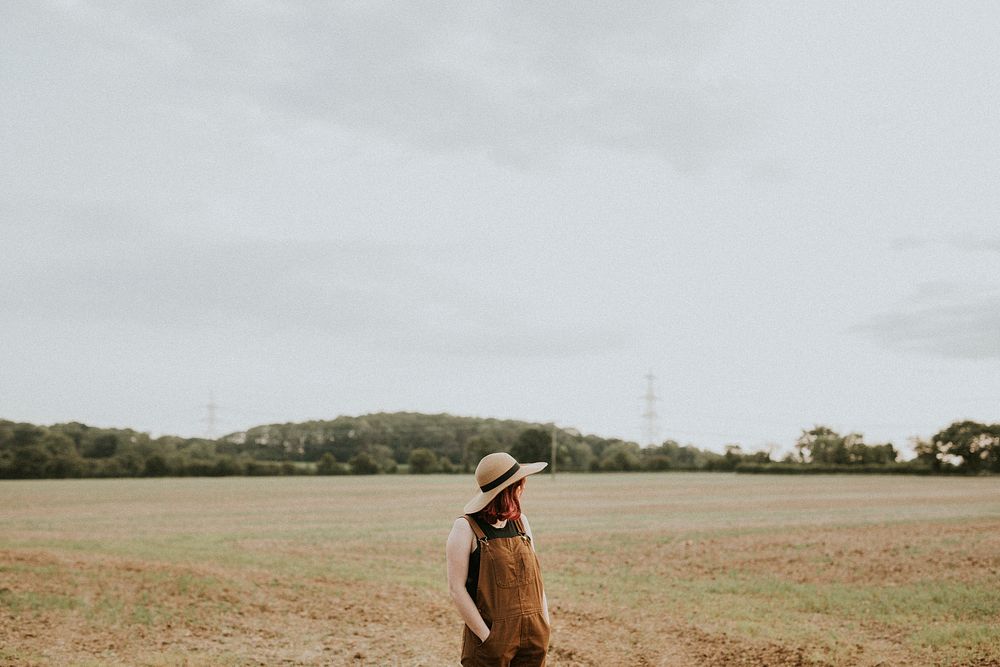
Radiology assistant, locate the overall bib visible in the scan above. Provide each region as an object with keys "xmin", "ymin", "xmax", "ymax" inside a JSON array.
[{"xmin": 460, "ymin": 515, "xmax": 550, "ymax": 666}]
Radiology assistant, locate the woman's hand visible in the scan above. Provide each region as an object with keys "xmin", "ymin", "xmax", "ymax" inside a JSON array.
[{"xmin": 478, "ymin": 629, "xmax": 490, "ymax": 643}]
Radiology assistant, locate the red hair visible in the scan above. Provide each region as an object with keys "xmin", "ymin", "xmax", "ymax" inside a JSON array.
[{"xmin": 477, "ymin": 478, "xmax": 525, "ymax": 525}]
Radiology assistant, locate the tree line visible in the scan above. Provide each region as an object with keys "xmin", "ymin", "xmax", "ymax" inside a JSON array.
[{"xmin": 1, "ymin": 413, "xmax": 997, "ymax": 479}]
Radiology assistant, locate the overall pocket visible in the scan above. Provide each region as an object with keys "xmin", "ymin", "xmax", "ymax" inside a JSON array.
[
  {"xmin": 476, "ymin": 619, "xmax": 504, "ymax": 658},
  {"xmin": 493, "ymin": 545, "xmax": 536, "ymax": 588}
]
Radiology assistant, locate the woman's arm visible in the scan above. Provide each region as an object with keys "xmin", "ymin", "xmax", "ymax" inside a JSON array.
[
  {"xmin": 520, "ymin": 514, "xmax": 550, "ymax": 625},
  {"xmin": 446, "ymin": 518, "xmax": 491, "ymax": 642}
]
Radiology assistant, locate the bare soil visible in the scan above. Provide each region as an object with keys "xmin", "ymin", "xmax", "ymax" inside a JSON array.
[
  {"xmin": 4, "ymin": 522, "xmax": 999, "ymax": 666},
  {"xmin": 2, "ymin": 475, "xmax": 999, "ymax": 666}
]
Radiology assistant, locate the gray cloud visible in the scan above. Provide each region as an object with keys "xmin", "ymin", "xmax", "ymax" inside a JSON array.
[
  {"xmin": 851, "ymin": 283, "xmax": 1000, "ymax": 360},
  {"xmin": 17, "ymin": 1, "xmax": 752, "ymax": 171},
  {"xmin": 0, "ymin": 203, "xmax": 625, "ymax": 359},
  {"xmin": 5, "ymin": 1, "xmax": 1000, "ymax": 446},
  {"xmin": 890, "ymin": 234, "xmax": 1000, "ymax": 253},
  {"xmin": 948, "ymin": 236, "xmax": 1000, "ymax": 253},
  {"xmin": 889, "ymin": 235, "xmax": 929, "ymax": 251}
]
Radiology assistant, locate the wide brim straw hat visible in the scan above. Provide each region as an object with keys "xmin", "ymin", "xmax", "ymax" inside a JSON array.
[{"xmin": 463, "ymin": 452, "xmax": 547, "ymax": 514}]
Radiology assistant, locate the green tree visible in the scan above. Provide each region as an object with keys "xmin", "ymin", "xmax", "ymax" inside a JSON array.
[
  {"xmin": 369, "ymin": 445, "xmax": 397, "ymax": 473},
  {"xmin": 723, "ymin": 444, "xmax": 744, "ymax": 470},
  {"xmin": 641, "ymin": 454, "xmax": 672, "ymax": 471},
  {"xmin": 349, "ymin": 452, "xmax": 379, "ymax": 475},
  {"xmin": 794, "ymin": 426, "xmax": 846, "ymax": 464},
  {"xmin": 408, "ymin": 448, "xmax": 439, "ymax": 474},
  {"xmin": 211, "ymin": 457, "xmax": 240, "ymax": 476},
  {"xmin": 511, "ymin": 428, "xmax": 551, "ymax": 464},
  {"xmin": 566, "ymin": 440, "xmax": 595, "ymax": 471},
  {"xmin": 599, "ymin": 442, "xmax": 641, "ymax": 471},
  {"xmin": 11, "ymin": 444, "xmax": 49, "ymax": 478},
  {"xmin": 43, "ymin": 435, "xmax": 85, "ymax": 478},
  {"xmin": 640, "ymin": 439, "xmax": 721, "ymax": 470},
  {"xmin": 0, "ymin": 423, "xmax": 50, "ymax": 478},
  {"xmin": 932, "ymin": 421, "xmax": 1000, "ymax": 473},
  {"xmin": 85, "ymin": 433, "xmax": 119, "ymax": 458},
  {"xmin": 316, "ymin": 452, "xmax": 346, "ymax": 475},
  {"xmin": 143, "ymin": 454, "xmax": 169, "ymax": 477},
  {"xmin": 913, "ymin": 437, "xmax": 943, "ymax": 472},
  {"xmin": 745, "ymin": 448, "xmax": 773, "ymax": 464},
  {"xmin": 848, "ymin": 441, "xmax": 897, "ymax": 464}
]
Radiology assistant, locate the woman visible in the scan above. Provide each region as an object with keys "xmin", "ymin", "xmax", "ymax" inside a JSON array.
[{"xmin": 446, "ymin": 452, "xmax": 551, "ymax": 666}]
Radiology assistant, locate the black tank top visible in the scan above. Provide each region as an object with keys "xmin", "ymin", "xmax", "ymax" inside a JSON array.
[{"xmin": 465, "ymin": 514, "xmax": 520, "ymax": 600}]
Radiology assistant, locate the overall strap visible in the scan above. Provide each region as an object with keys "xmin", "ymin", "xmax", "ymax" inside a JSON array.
[
  {"xmin": 462, "ymin": 514, "xmax": 488, "ymax": 540},
  {"xmin": 512, "ymin": 517, "xmax": 527, "ymax": 536}
]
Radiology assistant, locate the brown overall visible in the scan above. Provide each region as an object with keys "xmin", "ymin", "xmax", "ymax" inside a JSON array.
[{"xmin": 460, "ymin": 515, "xmax": 550, "ymax": 666}]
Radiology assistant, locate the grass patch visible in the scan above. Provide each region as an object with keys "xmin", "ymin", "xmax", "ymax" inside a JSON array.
[
  {"xmin": 0, "ymin": 588, "xmax": 81, "ymax": 613},
  {"xmin": 1, "ymin": 474, "xmax": 999, "ymax": 664}
]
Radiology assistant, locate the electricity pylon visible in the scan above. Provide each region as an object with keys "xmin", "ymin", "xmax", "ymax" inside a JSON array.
[
  {"xmin": 204, "ymin": 393, "xmax": 218, "ymax": 440},
  {"xmin": 641, "ymin": 372, "xmax": 659, "ymax": 447}
]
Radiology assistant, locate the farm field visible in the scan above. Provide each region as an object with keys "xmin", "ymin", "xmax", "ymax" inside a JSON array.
[{"xmin": 1, "ymin": 473, "xmax": 999, "ymax": 666}]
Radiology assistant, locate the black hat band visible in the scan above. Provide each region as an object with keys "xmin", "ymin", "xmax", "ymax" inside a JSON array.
[{"xmin": 480, "ymin": 462, "xmax": 520, "ymax": 492}]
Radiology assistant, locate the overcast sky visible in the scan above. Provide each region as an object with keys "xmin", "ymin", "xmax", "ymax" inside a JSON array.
[{"xmin": 2, "ymin": 1, "xmax": 999, "ymax": 455}]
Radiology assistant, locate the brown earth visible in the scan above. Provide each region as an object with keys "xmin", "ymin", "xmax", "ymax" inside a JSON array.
[
  {"xmin": 3, "ymin": 524, "xmax": 998, "ymax": 667},
  {"xmin": 0, "ymin": 548, "xmax": 836, "ymax": 666},
  {"xmin": 2, "ymin": 475, "xmax": 999, "ymax": 665},
  {"xmin": 543, "ymin": 519, "xmax": 1000, "ymax": 587}
]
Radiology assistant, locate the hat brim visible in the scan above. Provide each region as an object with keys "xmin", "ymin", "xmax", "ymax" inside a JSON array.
[{"xmin": 463, "ymin": 461, "xmax": 547, "ymax": 514}]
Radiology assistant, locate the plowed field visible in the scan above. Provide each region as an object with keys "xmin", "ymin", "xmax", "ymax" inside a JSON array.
[{"xmin": 1, "ymin": 474, "xmax": 998, "ymax": 666}]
